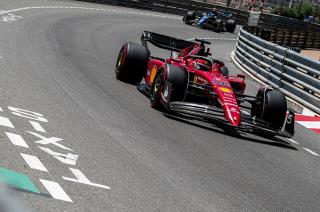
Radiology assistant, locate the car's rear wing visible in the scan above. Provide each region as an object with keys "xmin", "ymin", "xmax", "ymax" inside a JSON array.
[{"xmin": 141, "ymin": 31, "xmax": 196, "ymax": 52}]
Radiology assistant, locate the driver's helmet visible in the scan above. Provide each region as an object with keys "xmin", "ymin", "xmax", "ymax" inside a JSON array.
[{"xmin": 194, "ymin": 59, "xmax": 211, "ymax": 71}]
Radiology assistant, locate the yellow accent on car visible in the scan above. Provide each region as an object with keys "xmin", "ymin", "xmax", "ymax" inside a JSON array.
[
  {"xmin": 150, "ymin": 66, "xmax": 157, "ymax": 83},
  {"xmin": 220, "ymin": 87, "xmax": 232, "ymax": 93}
]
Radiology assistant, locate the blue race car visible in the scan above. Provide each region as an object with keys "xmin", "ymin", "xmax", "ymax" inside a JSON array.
[{"xmin": 183, "ymin": 10, "xmax": 236, "ymax": 33}]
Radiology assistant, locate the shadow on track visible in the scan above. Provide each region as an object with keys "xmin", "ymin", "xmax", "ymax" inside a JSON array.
[{"xmin": 163, "ymin": 112, "xmax": 297, "ymax": 151}]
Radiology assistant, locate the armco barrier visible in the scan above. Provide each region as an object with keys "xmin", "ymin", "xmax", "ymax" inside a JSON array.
[
  {"xmin": 76, "ymin": 0, "xmax": 249, "ymax": 25},
  {"xmin": 248, "ymin": 13, "xmax": 320, "ymax": 49},
  {"xmin": 234, "ymin": 28, "xmax": 320, "ymax": 114}
]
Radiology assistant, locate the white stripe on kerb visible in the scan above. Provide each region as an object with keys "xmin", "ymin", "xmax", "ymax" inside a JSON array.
[
  {"xmin": 40, "ymin": 179, "xmax": 72, "ymax": 202},
  {"xmin": 0, "ymin": 116, "xmax": 14, "ymax": 128},
  {"xmin": 297, "ymin": 121, "xmax": 320, "ymax": 129},
  {"xmin": 20, "ymin": 154, "xmax": 48, "ymax": 172},
  {"xmin": 29, "ymin": 121, "xmax": 46, "ymax": 132},
  {"xmin": 303, "ymin": 148, "xmax": 320, "ymax": 156},
  {"xmin": 5, "ymin": 132, "xmax": 29, "ymax": 148}
]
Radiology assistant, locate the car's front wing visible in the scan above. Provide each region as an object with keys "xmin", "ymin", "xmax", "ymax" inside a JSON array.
[{"xmin": 168, "ymin": 101, "xmax": 294, "ymax": 138}]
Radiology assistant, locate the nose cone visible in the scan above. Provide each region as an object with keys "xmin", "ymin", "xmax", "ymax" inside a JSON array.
[{"xmin": 224, "ymin": 106, "xmax": 241, "ymax": 126}]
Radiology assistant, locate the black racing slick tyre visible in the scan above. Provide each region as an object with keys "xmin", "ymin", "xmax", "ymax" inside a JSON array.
[
  {"xmin": 150, "ymin": 69, "xmax": 165, "ymax": 109},
  {"xmin": 165, "ymin": 64, "xmax": 188, "ymax": 102},
  {"xmin": 150, "ymin": 65, "xmax": 188, "ymax": 109},
  {"xmin": 184, "ymin": 11, "xmax": 195, "ymax": 25},
  {"xmin": 226, "ymin": 20, "xmax": 236, "ymax": 33},
  {"xmin": 115, "ymin": 42, "xmax": 150, "ymax": 84},
  {"xmin": 262, "ymin": 90, "xmax": 287, "ymax": 130},
  {"xmin": 214, "ymin": 19, "xmax": 222, "ymax": 32}
]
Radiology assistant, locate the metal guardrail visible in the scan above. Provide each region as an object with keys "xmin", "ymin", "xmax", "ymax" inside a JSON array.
[
  {"xmin": 234, "ymin": 28, "xmax": 320, "ymax": 114},
  {"xmin": 76, "ymin": 0, "xmax": 249, "ymax": 25},
  {"xmin": 248, "ymin": 13, "xmax": 320, "ymax": 49}
]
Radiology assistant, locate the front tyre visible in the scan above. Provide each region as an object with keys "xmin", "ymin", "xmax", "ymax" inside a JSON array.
[
  {"xmin": 115, "ymin": 42, "xmax": 150, "ymax": 84},
  {"xmin": 150, "ymin": 65, "xmax": 188, "ymax": 109},
  {"xmin": 262, "ymin": 90, "xmax": 287, "ymax": 130},
  {"xmin": 150, "ymin": 69, "xmax": 165, "ymax": 109}
]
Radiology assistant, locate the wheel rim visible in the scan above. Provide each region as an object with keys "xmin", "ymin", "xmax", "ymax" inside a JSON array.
[
  {"xmin": 151, "ymin": 72, "xmax": 163, "ymax": 99},
  {"xmin": 116, "ymin": 46, "xmax": 126, "ymax": 74}
]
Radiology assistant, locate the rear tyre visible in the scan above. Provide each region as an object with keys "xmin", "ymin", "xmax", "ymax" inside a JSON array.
[
  {"xmin": 215, "ymin": 19, "xmax": 222, "ymax": 32},
  {"xmin": 184, "ymin": 11, "xmax": 195, "ymax": 25},
  {"xmin": 226, "ymin": 20, "xmax": 236, "ymax": 33},
  {"xmin": 115, "ymin": 42, "xmax": 150, "ymax": 84}
]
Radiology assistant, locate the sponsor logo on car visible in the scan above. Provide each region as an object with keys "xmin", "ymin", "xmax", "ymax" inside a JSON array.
[
  {"xmin": 194, "ymin": 76, "xmax": 208, "ymax": 84},
  {"xmin": 219, "ymin": 87, "xmax": 232, "ymax": 93}
]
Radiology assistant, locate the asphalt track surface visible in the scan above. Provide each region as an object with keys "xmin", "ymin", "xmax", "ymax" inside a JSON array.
[{"xmin": 0, "ymin": 0, "xmax": 320, "ymax": 211}]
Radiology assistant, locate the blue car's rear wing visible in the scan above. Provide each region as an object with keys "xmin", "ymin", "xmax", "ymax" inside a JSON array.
[{"xmin": 141, "ymin": 31, "xmax": 196, "ymax": 52}]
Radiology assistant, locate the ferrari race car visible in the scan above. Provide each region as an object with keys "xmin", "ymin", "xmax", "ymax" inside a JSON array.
[
  {"xmin": 115, "ymin": 31, "xmax": 294, "ymax": 138},
  {"xmin": 183, "ymin": 10, "xmax": 236, "ymax": 33}
]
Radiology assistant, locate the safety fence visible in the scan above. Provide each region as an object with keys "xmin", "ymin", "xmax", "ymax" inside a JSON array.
[
  {"xmin": 234, "ymin": 28, "xmax": 320, "ymax": 114},
  {"xmin": 76, "ymin": 0, "xmax": 249, "ymax": 25},
  {"xmin": 247, "ymin": 13, "xmax": 320, "ymax": 50}
]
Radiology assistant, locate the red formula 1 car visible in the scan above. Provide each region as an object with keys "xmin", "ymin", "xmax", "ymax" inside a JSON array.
[{"xmin": 115, "ymin": 31, "xmax": 294, "ymax": 138}]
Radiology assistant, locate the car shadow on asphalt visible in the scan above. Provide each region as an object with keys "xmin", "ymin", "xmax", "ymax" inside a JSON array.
[{"xmin": 163, "ymin": 113, "xmax": 297, "ymax": 151}]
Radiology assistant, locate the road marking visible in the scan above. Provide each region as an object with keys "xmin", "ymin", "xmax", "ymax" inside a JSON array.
[
  {"xmin": 8, "ymin": 106, "xmax": 48, "ymax": 122},
  {"xmin": 39, "ymin": 146, "xmax": 78, "ymax": 165},
  {"xmin": 27, "ymin": 131, "xmax": 72, "ymax": 151},
  {"xmin": 0, "ymin": 13, "xmax": 22, "ymax": 23},
  {"xmin": 287, "ymin": 138, "xmax": 300, "ymax": 144},
  {"xmin": 0, "ymin": 6, "xmax": 180, "ymax": 21},
  {"xmin": 29, "ymin": 121, "xmax": 46, "ymax": 133},
  {"xmin": 0, "ymin": 116, "xmax": 14, "ymax": 128},
  {"xmin": 63, "ymin": 168, "xmax": 110, "ymax": 190},
  {"xmin": 303, "ymin": 148, "xmax": 320, "ymax": 156},
  {"xmin": 5, "ymin": 132, "xmax": 29, "ymax": 148},
  {"xmin": 0, "ymin": 107, "xmax": 3, "ymax": 111},
  {"xmin": 20, "ymin": 154, "xmax": 48, "ymax": 172},
  {"xmin": 40, "ymin": 179, "xmax": 72, "ymax": 202}
]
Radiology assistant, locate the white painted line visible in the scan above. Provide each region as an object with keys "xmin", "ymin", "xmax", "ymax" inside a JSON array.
[
  {"xmin": 20, "ymin": 154, "xmax": 48, "ymax": 172},
  {"xmin": 29, "ymin": 121, "xmax": 46, "ymax": 133},
  {"xmin": 5, "ymin": 132, "xmax": 29, "ymax": 148},
  {"xmin": 0, "ymin": 6, "xmax": 180, "ymax": 20},
  {"xmin": 303, "ymin": 148, "xmax": 320, "ymax": 156},
  {"xmin": 0, "ymin": 116, "xmax": 14, "ymax": 128},
  {"xmin": 40, "ymin": 179, "xmax": 72, "ymax": 202},
  {"xmin": 63, "ymin": 168, "xmax": 110, "ymax": 190},
  {"xmin": 0, "ymin": 106, "xmax": 3, "ymax": 112},
  {"xmin": 287, "ymin": 138, "xmax": 300, "ymax": 144},
  {"xmin": 296, "ymin": 121, "xmax": 320, "ymax": 129}
]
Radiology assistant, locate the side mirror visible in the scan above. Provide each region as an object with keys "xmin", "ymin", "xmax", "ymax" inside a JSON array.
[
  {"xmin": 237, "ymin": 74, "xmax": 245, "ymax": 78},
  {"xmin": 221, "ymin": 66, "xmax": 229, "ymax": 77}
]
